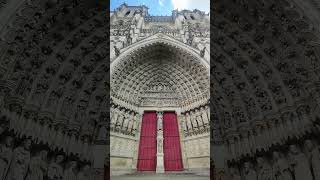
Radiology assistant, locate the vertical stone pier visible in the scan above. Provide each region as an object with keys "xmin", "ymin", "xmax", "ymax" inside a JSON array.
[{"xmin": 156, "ymin": 111, "xmax": 165, "ymax": 173}]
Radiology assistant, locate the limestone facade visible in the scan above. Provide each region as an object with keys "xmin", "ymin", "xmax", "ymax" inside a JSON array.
[{"xmin": 110, "ymin": 3, "xmax": 210, "ymax": 176}]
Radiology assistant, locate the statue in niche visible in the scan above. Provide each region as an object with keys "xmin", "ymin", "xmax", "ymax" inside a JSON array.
[
  {"xmin": 272, "ymin": 151, "xmax": 292, "ymax": 180},
  {"xmin": 288, "ymin": 144, "xmax": 313, "ymax": 180},
  {"xmin": 6, "ymin": 138, "xmax": 32, "ymax": 180},
  {"xmin": 0, "ymin": 136, "xmax": 13, "ymax": 180},
  {"xmin": 257, "ymin": 157, "xmax": 273, "ymax": 180},
  {"xmin": 97, "ymin": 124, "xmax": 108, "ymax": 140},
  {"xmin": 305, "ymin": 139, "xmax": 320, "ymax": 179},
  {"xmin": 126, "ymin": 33, "xmax": 132, "ymax": 46},
  {"xmin": 187, "ymin": 34, "xmax": 193, "ymax": 46},
  {"xmin": 229, "ymin": 167, "xmax": 241, "ymax": 180},
  {"xmin": 243, "ymin": 161, "xmax": 257, "ymax": 180},
  {"xmin": 26, "ymin": 149, "xmax": 48, "ymax": 180},
  {"xmin": 63, "ymin": 160, "xmax": 77, "ymax": 180},
  {"xmin": 157, "ymin": 113, "xmax": 163, "ymax": 130},
  {"xmin": 47, "ymin": 154, "xmax": 64, "ymax": 180},
  {"xmin": 61, "ymin": 96, "xmax": 74, "ymax": 118},
  {"xmin": 77, "ymin": 164, "xmax": 92, "ymax": 180}
]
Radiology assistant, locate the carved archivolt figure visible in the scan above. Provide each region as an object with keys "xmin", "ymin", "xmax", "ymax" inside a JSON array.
[
  {"xmin": 229, "ymin": 167, "xmax": 241, "ymax": 180},
  {"xmin": 0, "ymin": 136, "xmax": 13, "ymax": 180},
  {"xmin": 305, "ymin": 139, "xmax": 320, "ymax": 180},
  {"xmin": 288, "ymin": 144, "xmax": 313, "ymax": 180},
  {"xmin": 272, "ymin": 151, "xmax": 292, "ymax": 180},
  {"xmin": 6, "ymin": 138, "xmax": 32, "ymax": 180},
  {"xmin": 63, "ymin": 161, "xmax": 77, "ymax": 180},
  {"xmin": 76, "ymin": 164, "xmax": 92, "ymax": 180},
  {"xmin": 243, "ymin": 161, "xmax": 257, "ymax": 180},
  {"xmin": 256, "ymin": 157, "xmax": 273, "ymax": 180},
  {"xmin": 26, "ymin": 149, "xmax": 48, "ymax": 180},
  {"xmin": 48, "ymin": 154, "xmax": 64, "ymax": 180}
]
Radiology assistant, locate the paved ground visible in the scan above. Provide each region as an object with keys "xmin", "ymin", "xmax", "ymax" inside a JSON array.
[{"xmin": 111, "ymin": 173, "xmax": 209, "ymax": 180}]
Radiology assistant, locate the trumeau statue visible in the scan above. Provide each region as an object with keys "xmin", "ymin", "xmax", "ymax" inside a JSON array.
[
  {"xmin": 288, "ymin": 144, "xmax": 313, "ymax": 180},
  {"xmin": 0, "ymin": 136, "xmax": 13, "ymax": 180},
  {"xmin": 6, "ymin": 138, "xmax": 32, "ymax": 180}
]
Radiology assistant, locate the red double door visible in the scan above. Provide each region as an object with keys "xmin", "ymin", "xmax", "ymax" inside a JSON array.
[{"xmin": 137, "ymin": 111, "xmax": 183, "ymax": 171}]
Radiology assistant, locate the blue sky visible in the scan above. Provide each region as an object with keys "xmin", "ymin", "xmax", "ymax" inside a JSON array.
[{"xmin": 110, "ymin": 0, "xmax": 210, "ymax": 16}]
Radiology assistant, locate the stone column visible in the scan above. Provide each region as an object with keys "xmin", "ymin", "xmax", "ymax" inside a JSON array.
[
  {"xmin": 132, "ymin": 113, "xmax": 142, "ymax": 171},
  {"xmin": 156, "ymin": 111, "xmax": 164, "ymax": 173},
  {"xmin": 177, "ymin": 112, "xmax": 187, "ymax": 170}
]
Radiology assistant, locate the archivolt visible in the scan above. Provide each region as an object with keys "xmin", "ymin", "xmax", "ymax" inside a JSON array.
[{"xmin": 111, "ymin": 34, "xmax": 210, "ymax": 108}]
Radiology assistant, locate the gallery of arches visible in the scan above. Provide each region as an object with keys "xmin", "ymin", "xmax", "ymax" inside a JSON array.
[{"xmin": 0, "ymin": 0, "xmax": 320, "ymax": 180}]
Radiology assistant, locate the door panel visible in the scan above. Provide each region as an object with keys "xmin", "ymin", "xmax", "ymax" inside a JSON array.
[
  {"xmin": 163, "ymin": 112, "xmax": 183, "ymax": 171},
  {"xmin": 137, "ymin": 111, "xmax": 157, "ymax": 171}
]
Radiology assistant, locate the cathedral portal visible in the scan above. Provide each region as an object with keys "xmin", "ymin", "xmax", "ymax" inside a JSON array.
[{"xmin": 110, "ymin": 4, "xmax": 210, "ymax": 177}]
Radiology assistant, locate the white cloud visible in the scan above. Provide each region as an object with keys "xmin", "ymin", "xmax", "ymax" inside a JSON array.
[
  {"xmin": 159, "ymin": 0, "xmax": 164, "ymax": 6},
  {"xmin": 171, "ymin": 0, "xmax": 209, "ymax": 13}
]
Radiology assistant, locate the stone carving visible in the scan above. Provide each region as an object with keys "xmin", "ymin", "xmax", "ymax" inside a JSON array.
[
  {"xmin": 272, "ymin": 151, "xmax": 292, "ymax": 180},
  {"xmin": 76, "ymin": 164, "xmax": 92, "ymax": 180},
  {"xmin": 200, "ymin": 46, "xmax": 206, "ymax": 58},
  {"xmin": 63, "ymin": 161, "xmax": 77, "ymax": 180},
  {"xmin": 114, "ymin": 46, "xmax": 120, "ymax": 57},
  {"xmin": 25, "ymin": 149, "xmax": 48, "ymax": 180},
  {"xmin": 256, "ymin": 157, "xmax": 272, "ymax": 180},
  {"xmin": 305, "ymin": 139, "xmax": 320, "ymax": 179},
  {"xmin": 229, "ymin": 167, "xmax": 241, "ymax": 180},
  {"xmin": 0, "ymin": 136, "xmax": 13, "ymax": 180},
  {"xmin": 48, "ymin": 154, "xmax": 64, "ymax": 180},
  {"xmin": 243, "ymin": 162, "xmax": 257, "ymax": 180},
  {"xmin": 288, "ymin": 144, "xmax": 313, "ymax": 180},
  {"xmin": 6, "ymin": 138, "xmax": 31, "ymax": 180},
  {"xmin": 0, "ymin": 0, "xmax": 319, "ymax": 178}
]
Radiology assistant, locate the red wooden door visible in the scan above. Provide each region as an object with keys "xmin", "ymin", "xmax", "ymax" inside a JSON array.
[
  {"xmin": 163, "ymin": 112, "xmax": 183, "ymax": 171},
  {"xmin": 137, "ymin": 111, "xmax": 157, "ymax": 171}
]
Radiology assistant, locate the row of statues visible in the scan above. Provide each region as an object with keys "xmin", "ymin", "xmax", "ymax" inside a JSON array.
[
  {"xmin": 181, "ymin": 106, "xmax": 210, "ymax": 136},
  {"xmin": 110, "ymin": 105, "xmax": 140, "ymax": 136},
  {"xmin": 0, "ymin": 134, "xmax": 94, "ymax": 180},
  {"xmin": 227, "ymin": 138, "xmax": 320, "ymax": 180},
  {"xmin": 0, "ymin": 109, "xmax": 93, "ymax": 162}
]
